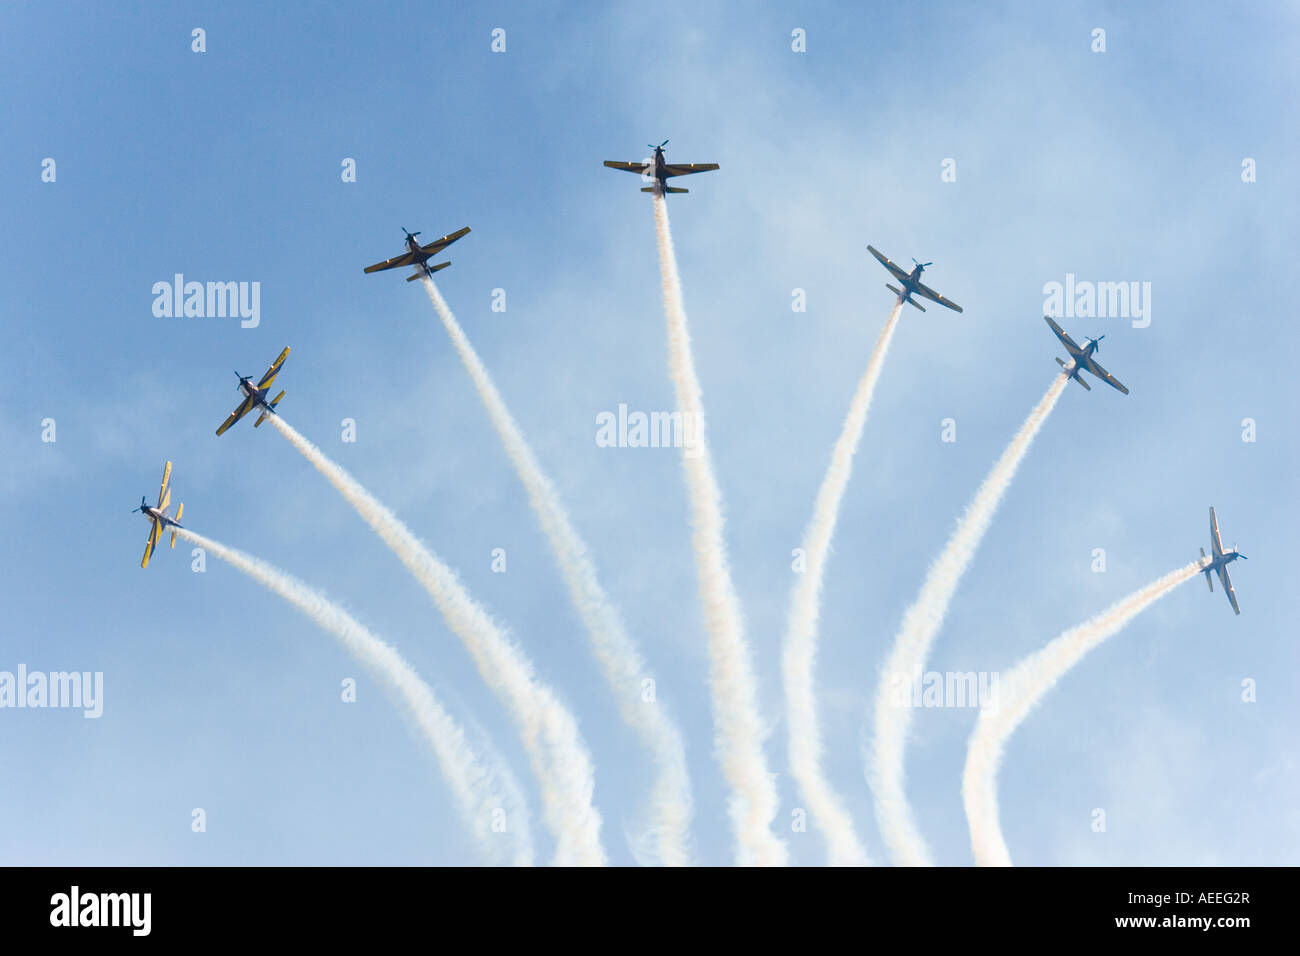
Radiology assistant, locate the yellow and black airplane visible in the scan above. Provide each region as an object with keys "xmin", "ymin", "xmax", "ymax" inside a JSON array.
[
  {"xmin": 133, "ymin": 460, "xmax": 183, "ymax": 568},
  {"xmin": 216, "ymin": 346, "xmax": 290, "ymax": 436},
  {"xmin": 604, "ymin": 140, "xmax": 719, "ymax": 196},
  {"xmin": 363, "ymin": 226, "xmax": 470, "ymax": 282}
]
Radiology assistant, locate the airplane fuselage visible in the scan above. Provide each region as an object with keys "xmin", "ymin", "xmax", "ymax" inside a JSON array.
[
  {"xmin": 893, "ymin": 266, "xmax": 926, "ymax": 304},
  {"xmin": 238, "ymin": 377, "xmax": 273, "ymax": 407},
  {"xmin": 1203, "ymin": 551, "xmax": 1241, "ymax": 574},
  {"xmin": 140, "ymin": 505, "xmax": 179, "ymax": 530},
  {"xmin": 401, "ymin": 235, "xmax": 437, "ymax": 267},
  {"xmin": 1060, "ymin": 340, "xmax": 1099, "ymax": 378},
  {"xmin": 649, "ymin": 148, "xmax": 670, "ymax": 189}
]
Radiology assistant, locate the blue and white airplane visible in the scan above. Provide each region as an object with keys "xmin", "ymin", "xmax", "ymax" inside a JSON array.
[
  {"xmin": 1200, "ymin": 507, "xmax": 1247, "ymax": 615},
  {"xmin": 1044, "ymin": 316, "xmax": 1129, "ymax": 394},
  {"xmin": 867, "ymin": 245, "xmax": 964, "ymax": 313}
]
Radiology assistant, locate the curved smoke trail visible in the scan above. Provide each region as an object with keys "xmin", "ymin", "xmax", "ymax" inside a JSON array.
[
  {"xmin": 962, "ymin": 561, "xmax": 1202, "ymax": 866},
  {"xmin": 782, "ymin": 301, "xmax": 903, "ymax": 866},
  {"xmin": 652, "ymin": 194, "xmax": 787, "ymax": 866},
  {"xmin": 421, "ymin": 276, "xmax": 695, "ymax": 866},
  {"xmin": 176, "ymin": 527, "xmax": 534, "ymax": 865},
  {"xmin": 266, "ymin": 415, "xmax": 607, "ymax": 866},
  {"xmin": 870, "ymin": 372, "xmax": 1069, "ymax": 866}
]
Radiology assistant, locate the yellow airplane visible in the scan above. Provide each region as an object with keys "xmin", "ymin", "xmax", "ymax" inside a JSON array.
[
  {"xmin": 132, "ymin": 460, "xmax": 184, "ymax": 568},
  {"xmin": 216, "ymin": 346, "xmax": 290, "ymax": 436},
  {"xmin": 363, "ymin": 226, "xmax": 470, "ymax": 282},
  {"xmin": 603, "ymin": 140, "xmax": 719, "ymax": 196}
]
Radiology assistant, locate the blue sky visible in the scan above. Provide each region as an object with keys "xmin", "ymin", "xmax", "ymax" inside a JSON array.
[{"xmin": 2, "ymin": 1, "xmax": 1295, "ymax": 865}]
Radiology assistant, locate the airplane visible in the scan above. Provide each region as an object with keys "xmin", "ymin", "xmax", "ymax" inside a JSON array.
[
  {"xmin": 603, "ymin": 140, "xmax": 719, "ymax": 196},
  {"xmin": 866, "ymin": 245, "xmax": 963, "ymax": 313},
  {"xmin": 133, "ymin": 460, "xmax": 184, "ymax": 569},
  {"xmin": 363, "ymin": 226, "xmax": 471, "ymax": 282},
  {"xmin": 1043, "ymin": 316, "xmax": 1130, "ymax": 394},
  {"xmin": 1200, "ymin": 506, "xmax": 1247, "ymax": 615},
  {"xmin": 216, "ymin": 346, "xmax": 290, "ymax": 436}
]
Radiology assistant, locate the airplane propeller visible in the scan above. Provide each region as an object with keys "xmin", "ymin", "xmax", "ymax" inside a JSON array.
[
  {"xmin": 132, "ymin": 496, "xmax": 148, "ymax": 513},
  {"xmin": 912, "ymin": 258, "xmax": 932, "ymax": 269},
  {"xmin": 648, "ymin": 139, "xmax": 668, "ymax": 150},
  {"xmin": 403, "ymin": 228, "xmax": 421, "ymax": 241}
]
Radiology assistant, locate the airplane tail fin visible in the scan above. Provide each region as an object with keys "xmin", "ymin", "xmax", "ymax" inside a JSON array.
[
  {"xmin": 664, "ymin": 186, "xmax": 689, "ymax": 194},
  {"xmin": 407, "ymin": 262, "xmax": 450, "ymax": 281},
  {"xmin": 1056, "ymin": 358, "xmax": 1091, "ymax": 389},
  {"xmin": 886, "ymin": 284, "xmax": 925, "ymax": 311},
  {"xmin": 255, "ymin": 391, "xmax": 285, "ymax": 427},
  {"xmin": 171, "ymin": 503, "xmax": 183, "ymax": 548}
]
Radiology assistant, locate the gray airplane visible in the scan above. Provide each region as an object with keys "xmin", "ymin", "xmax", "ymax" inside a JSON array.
[
  {"xmin": 1200, "ymin": 507, "xmax": 1247, "ymax": 615},
  {"xmin": 1044, "ymin": 316, "xmax": 1129, "ymax": 394},
  {"xmin": 866, "ymin": 245, "xmax": 963, "ymax": 313}
]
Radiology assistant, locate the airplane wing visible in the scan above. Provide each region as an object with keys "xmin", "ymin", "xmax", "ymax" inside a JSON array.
[
  {"xmin": 1209, "ymin": 507, "xmax": 1225, "ymax": 556},
  {"xmin": 157, "ymin": 460, "xmax": 172, "ymax": 510},
  {"xmin": 257, "ymin": 347, "xmax": 290, "ymax": 389},
  {"xmin": 662, "ymin": 163, "xmax": 719, "ymax": 177},
  {"xmin": 1083, "ymin": 356, "xmax": 1129, "ymax": 395},
  {"xmin": 141, "ymin": 519, "xmax": 162, "ymax": 569},
  {"xmin": 603, "ymin": 161, "xmax": 651, "ymax": 174},
  {"xmin": 420, "ymin": 226, "xmax": 471, "ymax": 255},
  {"xmin": 915, "ymin": 282, "xmax": 963, "ymax": 313},
  {"xmin": 1044, "ymin": 315, "xmax": 1081, "ymax": 353},
  {"xmin": 1218, "ymin": 565, "xmax": 1241, "ymax": 614},
  {"xmin": 364, "ymin": 251, "xmax": 417, "ymax": 273},
  {"xmin": 866, "ymin": 246, "xmax": 912, "ymax": 282},
  {"xmin": 216, "ymin": 395, "xmax": 256, "ymax": 436}
]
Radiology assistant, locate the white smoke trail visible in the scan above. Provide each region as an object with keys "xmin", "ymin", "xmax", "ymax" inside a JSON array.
[
  {"xmin": 265, "ymin": 415, "xmax": 607, "ymax": 866},
  {"xmin": 175, "ymin": 527, "xmax": 534, "ymax": 866},
  {"xmin": 652, "ymin": 194, "xmax": 787, "ymax": 867},
  {"xmin": 420, "ymin": 276, "xmax": 695, "ymax": 867},
  {"xmin": 963, "ymin": 562, "xmax": 1202, "ymax": 866},
  {"xmin": 782, "ymin": 301, "xmax": 903, "ymax": 867},
  {"xmin": 869, "ymin": 372, "xmax": 1070, "ymax": 866}
]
